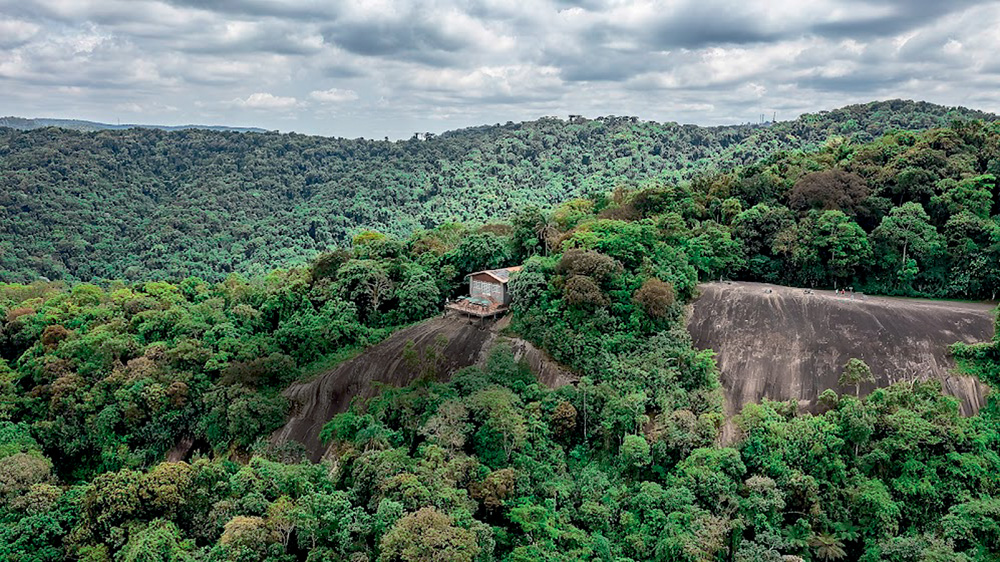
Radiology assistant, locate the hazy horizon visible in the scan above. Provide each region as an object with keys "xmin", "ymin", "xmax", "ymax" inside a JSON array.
[{"xmin": 7, "ymin": 96, "xmax": 980, "ymax": 139}]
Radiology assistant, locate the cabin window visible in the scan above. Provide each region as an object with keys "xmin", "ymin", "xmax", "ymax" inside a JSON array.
[{"xmin": 471, "ymin": 279, "xmax": 502, "ymax": 301}]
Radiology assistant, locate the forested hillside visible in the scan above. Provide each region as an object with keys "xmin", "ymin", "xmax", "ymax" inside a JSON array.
[
  {"xmin": 0, "ymin": 99, "xmax": 993, "ymax": 283},
  {"xmin": 2, "ymin": 103, "xmax": 999, "ymax": 560}
]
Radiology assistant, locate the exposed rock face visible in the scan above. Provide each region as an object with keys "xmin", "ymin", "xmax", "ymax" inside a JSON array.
[
  {"xmin": 275, "ymin": 282, "xmax": 994, "ymax": 461},
  {"xmin": 505, "ymin": 337, "xmax": 578, "ymax": 389},
  {"xmin": 272, "ymin": 315, "xmax": 575, "ymax": 461},
  {"xmin": 687, "ymin": 282, "xmax": 996, "ymax": 422}
]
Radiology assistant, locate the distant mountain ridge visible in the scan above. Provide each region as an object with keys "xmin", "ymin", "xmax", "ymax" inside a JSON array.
[
  {"xmin": 3, "ymin": 99, "xmax": 996, "ymax": 139},
  {"xmin": 0, "ymin": 116, "xmax": 269, "ymax": 133},
  {"xmin": 0, "ymin": 99, "xmax": 997, "ymax": 283}
]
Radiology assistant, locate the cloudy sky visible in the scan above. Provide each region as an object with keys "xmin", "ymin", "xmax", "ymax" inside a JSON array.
[{"xmin": 1, "ymin": 0, "xmax": 999, "ymax": 138}]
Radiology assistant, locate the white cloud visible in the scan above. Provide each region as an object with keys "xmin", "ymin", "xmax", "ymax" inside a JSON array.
[
  {"xmin": 233, "ymin": 92, "xmax": 301, "ymax": 109},
  {"xmin": 1, "ymin": 0, "xmax": 1000, "ymax": 136},
  {"xmin": 0, "ymin": 20, "xmax": 40, "ymax": 47},
  {"xmin": 115, "ymin": 101, "xmax": 178, "ymax": 113},
  {"xmin": 405, "ymin": 65, "xmax": 563, "ymax": 102},
  {"xmin": 309, "ymin": 87, "xmax": 358, "ymax": 103}
]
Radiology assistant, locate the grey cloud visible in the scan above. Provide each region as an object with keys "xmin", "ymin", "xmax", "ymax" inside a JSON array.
[
  {"xmin": 558, "ymin": 61, "xmax": 647, "ymax": 83},
  {"xmin": 172, "ymin": 25, "xmax": 325, "ymax": 56},
  {"xmin": 320, "ymin": 14, "xmax": 474, "ymax": 67},
  {"xmin": 0, "ymin": 0, "xmax": 189, "ymax": 26},
  {"xmin": 159, "ymin": 0, "xmax": 337, "ymax": 20},
  {"xmin": 794, "ymin": 71, "xmax": 911, "ymax": 94},
  {"xmin": 320, "ymin": 64, "xmax": 366, "ymax": 79},
  {"xmin": 416, "ymin": 91, "xmax": 559, "ymax": 107},
  {"xmin": 1, "ymin": 0, "xmax": 999, "ymax": 138},
  {"xmin": 324, "ymin": 24, "xmax": 462, "ymax": 58},
  {"xmin": 0, "ymin": 21, "xmax": 40, "ymax": 48},
  {"xmin": 546, "ymin": 48, "xmax": 665, "ymax": 83},
  {"xmin": 640, "ymin": 4, "xmax": 787, "ymax": 49},
  {"xmin": 548, "ymin": 0, "xmax": 613, "ymax": 12},
  {"xmin": 810, "ymin": 0, "xmax": 989, "ymax": 39},
  {"xmin": 544, "ymin": 0, "xmax": 991, "ymax": 85},
  {"xmin": 537, "ymin": 4, "xmax": 790, "ymax": 84}
]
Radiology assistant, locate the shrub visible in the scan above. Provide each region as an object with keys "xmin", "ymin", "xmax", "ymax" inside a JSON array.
[
  {"xmin": 632, "ymin": 278, "xmax": 675, "ymax": 318},
  {"xmin": 562, "ymin": 275, "xmax": 608, "ymax": 307},
  {"xmin": 556, "ymin": 249, "xmax": 622, "ymax": 284}
]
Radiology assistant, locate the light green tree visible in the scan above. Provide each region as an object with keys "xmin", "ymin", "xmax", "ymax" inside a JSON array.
[
  {"xmin": 379, "ymin": 507, "xmax": 479, "ymax": 562},
  {"xmin": 839, "ymin": 358, "xmax": 875, "ymax": 397}
]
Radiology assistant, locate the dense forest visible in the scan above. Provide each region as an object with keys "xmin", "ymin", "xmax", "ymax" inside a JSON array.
[
  {"xmin": 0, "ymin": 100, "xmax": 995, "ymax": 283},
  {"xmin": 1, "ymin": 103, "xmax": 1000, "ymax": 561}
]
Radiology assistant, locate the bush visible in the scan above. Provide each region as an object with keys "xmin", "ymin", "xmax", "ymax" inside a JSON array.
[
  {"xmin": 556, "ymin": 249, "xmax": 622, "ymax": 284},
  {"xmin": 633, "ymin": 278, "xmax": 675, "ymax": 318},
  {"xmin": 789, "ymin": 169, "xmax": 870, "ymax": 215},
  {"xmin": 562, "ymin": 275, "xmax": 608, "ymax": 307}
]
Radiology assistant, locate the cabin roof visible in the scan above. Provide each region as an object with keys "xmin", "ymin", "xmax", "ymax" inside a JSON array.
[{"xmin": 467, "ymin": 266, "xmax": 523, "ymax": 284}]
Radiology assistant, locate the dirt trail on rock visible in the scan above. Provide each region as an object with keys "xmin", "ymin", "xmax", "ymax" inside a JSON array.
[
  {"xmin": 688, "ymin": 282, "xmax": 996, "ymax": 426},
  {"xmin": 272, "ymin": 316, "xmax": 576, "ymax": 461}
]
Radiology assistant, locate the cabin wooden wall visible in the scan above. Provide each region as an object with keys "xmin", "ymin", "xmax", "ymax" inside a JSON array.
[{"xmin": 470, "ymin": 273, "xmax": 504, "ymax": 303}]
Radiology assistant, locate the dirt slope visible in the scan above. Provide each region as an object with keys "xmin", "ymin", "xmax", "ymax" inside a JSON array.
[
  {"xmin": 272, "ymin": 316, "xmax": 576, "ymax": 461},
  {"xmin": 688, "ymin": 282, "xmax": 996, "ymax": 423}
]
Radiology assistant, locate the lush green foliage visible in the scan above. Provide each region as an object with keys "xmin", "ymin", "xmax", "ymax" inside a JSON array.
[
  {"xmin": 2, "ymin": 102, "xmax": 1000, "ymax": 561},
  {"xmin": 3, "ymin": 205, "xmax": 998, "ymax": 559},
  {"xmin": 1, "ymin": 100, "xmax": 992, "ymax": 283},
  {"xmin": 6, "ymin": 319, "xmax": 998, "ymax": 561},
  {"xmin": 0, "ymin": 224, "xmax": 516, "ymax": 483},
  {"xmin": 714, "ymin": 122, "xmax": 1000, "ymax": 298}
]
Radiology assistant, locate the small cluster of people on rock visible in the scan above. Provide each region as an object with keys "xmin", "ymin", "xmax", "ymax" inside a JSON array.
[{"xmin": 835, "ymin": 287, "xmax": 866, "ymax": 300}]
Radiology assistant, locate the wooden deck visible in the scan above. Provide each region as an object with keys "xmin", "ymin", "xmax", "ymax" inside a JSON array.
[{"xmin": 445, "ymin": 300, "xmax": 509, "ymax": 319}]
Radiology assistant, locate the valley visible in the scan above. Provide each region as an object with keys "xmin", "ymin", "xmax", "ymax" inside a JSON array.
[
  {"xmin": 1, "ymin": 104, "xmax": 999, "ymax": 561},
  {"xmin": 6, "ymin": 0, "xmax": 1000, "ymax": 559}
]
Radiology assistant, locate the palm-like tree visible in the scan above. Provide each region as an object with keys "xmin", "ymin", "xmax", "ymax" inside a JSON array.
[
  {"xmin": 809, "ymin": 532, "xmax": 847, "ymax": 561},
  {"xmin": 534, "ymin": 214, "xmax": 558, "ymax": 256}
]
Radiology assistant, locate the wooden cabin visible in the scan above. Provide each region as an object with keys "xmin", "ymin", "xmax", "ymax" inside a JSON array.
[
  {"xmin": 445, "ymin": 266, "xmax": 523, "ymax": 319},
  {"xmin": 468, "ymin": 266, "xmax": 521, "ymax": 306}
]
